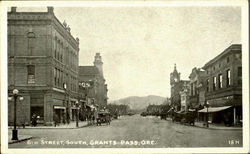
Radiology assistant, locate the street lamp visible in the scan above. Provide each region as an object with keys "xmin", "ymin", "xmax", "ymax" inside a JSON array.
[
  {"xmin": 9, "ymin": 89, "xmax": 23, "ymax": 140},
  {"xmin": 204, "ymin": 101, "xmax": 210, "ymax": 128},
  {"xmin": 63, "ymin": 83, "xmax": 70, "ymax": 124},
  {"xmin": 75, "ymin": 101, "xmax": 79, "ymax": 127}
]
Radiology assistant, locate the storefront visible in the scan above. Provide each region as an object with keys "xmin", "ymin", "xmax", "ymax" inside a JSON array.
[
  {"xmin": 198, "ymin": 106, "xmax": 241, "ymax": 126},
  {"xmin": 53, "ymin": 106, "xmax": 66, "ymax": 123}
]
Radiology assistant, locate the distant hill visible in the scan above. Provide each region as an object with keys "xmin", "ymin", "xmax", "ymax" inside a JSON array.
[{"xmin": 109, "ymin": 95, "xmax": 167, "ymax": 110}]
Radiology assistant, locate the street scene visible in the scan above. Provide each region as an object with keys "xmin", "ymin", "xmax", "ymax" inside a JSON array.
[
  {"xmin": 9, "ymin": 115, "xmax": 242, "ymax": 148},
  {"xmin": 3, "ymin": 3, "xmax": 247, "ymax": 153}
]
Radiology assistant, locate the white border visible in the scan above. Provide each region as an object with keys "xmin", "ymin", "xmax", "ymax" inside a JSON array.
[{"xmin": 1, "ymin": 1, "xmax": 249, "ymax": 154}]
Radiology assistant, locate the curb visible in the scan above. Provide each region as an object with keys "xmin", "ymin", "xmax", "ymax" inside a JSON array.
[
  {"xmin": 165, "ymin": 119, "xmax": 242, "ymax": 130},
  {"xmin": 8, "ymin": 124, "xmax": 89, "ymax": 130},
  {"xmin": 193, "ymin": 125, "xmax": 242, "ymax": 130},
  {"xmin": 8, "ymin": 136, "xmax": 32, "ymax": 144}
]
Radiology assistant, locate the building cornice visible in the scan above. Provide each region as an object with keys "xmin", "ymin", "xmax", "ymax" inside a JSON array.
[
  {"xmin": 202, "ymin": 44, "xmax": 241, "ymax": 69},
  {"xmin": 7, "ymin": 11, "xmax": 79, "ymax": 51}
]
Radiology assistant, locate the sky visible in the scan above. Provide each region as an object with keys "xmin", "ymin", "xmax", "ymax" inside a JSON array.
[{"xmin": 15, "ymin": 6, "xmax": 241, "ymax": 101}]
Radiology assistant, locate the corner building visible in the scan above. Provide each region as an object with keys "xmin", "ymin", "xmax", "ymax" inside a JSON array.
[
  {"xmin": 8, "ymin": 7, "xmax": 79, "ymax": 125},
  {"xmin": 201, "ymin": 44, "xmax": 242, "ymax": 125}
]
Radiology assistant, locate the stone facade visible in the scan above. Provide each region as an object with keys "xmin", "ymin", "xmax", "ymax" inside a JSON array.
[{"xmin": 8, "ymin": 7, "xmax": 79, "ymax": 125}]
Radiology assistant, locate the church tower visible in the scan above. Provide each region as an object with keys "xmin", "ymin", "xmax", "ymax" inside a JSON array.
[
  {"xmin": 94, "ymin": 53, "xmax": 103, "ymax": 77},
  {"xmin": 170, "ymin": 64, "xmax": 180, "ymax": 86}
]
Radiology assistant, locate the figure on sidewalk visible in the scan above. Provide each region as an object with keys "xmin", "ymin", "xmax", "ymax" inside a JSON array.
[
  {"xmin": 31, "ymin": 114, "xmax": 37, "ymax": 127},
  {"xmin": 54, "ymin": 113, "xmax": 59, "ymax": 127}
]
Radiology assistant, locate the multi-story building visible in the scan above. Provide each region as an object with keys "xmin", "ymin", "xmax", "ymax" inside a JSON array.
[
  {"xmin": 200, "ymin": 44, "xmax": 242, "ymax": 125},
  {"xmin": 180, "ymin": 81, "xmax": 190, "ymax": 112},
  {"xmin": 79, "ymin": 53, "xmax": 108, "ymax": 109},
  {"xmin": 188, "ymin": 67, "xmax": 206, "ymax": 109},
  {"xmin": 8, "ymin": 7, "xmax": 79, "ymax": 125},
  {"xmin": 170, "ymin": 64, "xmax": 189, "ymax": 111}
]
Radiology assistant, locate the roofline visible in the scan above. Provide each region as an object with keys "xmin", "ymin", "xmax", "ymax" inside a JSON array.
[
  {"xmin": 202, "ymin": 44, "xmax": 241, "ymax": 69},
  {"xmin": 8, "ymin": 8, "xmax": 79, "ymax": 48}
]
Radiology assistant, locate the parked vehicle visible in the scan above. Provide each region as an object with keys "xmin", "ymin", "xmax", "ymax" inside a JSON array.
[
  {"xmin": 140, "ymin": 112, "xmax": 148, "ymax": 117},
  {"xmin": 96, "ymin": 111, "xmax": 111, "ymax": 126},
  {"xmin": 160, "ymin": 113, "xmax": 167, "ymax": 120},
  {"xmin": 172, "ymin": 111, "xmax": 196, "ymax": 125},
  {"xmin": 112, "ymin": 113, "xmax": 119, "ymax": 119}
]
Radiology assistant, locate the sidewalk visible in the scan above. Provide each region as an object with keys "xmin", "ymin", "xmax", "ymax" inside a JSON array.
[
  {"xmin": 8, "ymin": 134, "xmax": 32, "ymax": 144},
  {"xmin": 8, "ymin": 121, "xmax": 88, "ymax": 129},
  {"xmin": 166, "ymin": 118, "xmax": 242, "ymax": 130},
  {"xmin": 194, "ymin": 121, "xmax": 242, "ymax": 130}
]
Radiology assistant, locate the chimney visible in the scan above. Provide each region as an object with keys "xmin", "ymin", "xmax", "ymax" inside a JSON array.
[
  {"xmin": 47, "ymin": 7, "xmax": 54, "ymax": 14},
  {"xmin": 11, "ymin": 7, "xmax": 17, "ymax": 13}
]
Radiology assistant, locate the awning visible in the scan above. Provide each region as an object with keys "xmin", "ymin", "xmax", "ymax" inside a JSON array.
[
  {"xmin": 54, "ymin": 106, "xmax": 66, "ymax": 110},
  {"xmin": 198, "ymin": 106, "xmax": 232, "ymax": 113}
]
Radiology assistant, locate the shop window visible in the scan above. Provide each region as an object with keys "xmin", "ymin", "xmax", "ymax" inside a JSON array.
[{"xmin": 27, "ymin": 65, "xmax": 35, "ymax": 83}]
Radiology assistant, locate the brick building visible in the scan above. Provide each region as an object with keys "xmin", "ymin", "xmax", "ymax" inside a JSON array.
[
  {"xmin": 199, "ymin": 44, "xmax": 242, "ymax": 125},
  {"xmin": 79, "ymin": 53, "xmax": 108, "ymax": 109},
  {"xmin": 170, "ymin": 64, "xmax": 189, "ymax": 111},
  {"xmin": 8, "ymin": 7, "xmax": 79, "ymax": 125}
]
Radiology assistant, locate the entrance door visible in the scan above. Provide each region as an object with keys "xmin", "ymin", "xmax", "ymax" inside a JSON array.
[{"xmin": 30, "ymin": 106, "xmax": 44, "ymax": 124}]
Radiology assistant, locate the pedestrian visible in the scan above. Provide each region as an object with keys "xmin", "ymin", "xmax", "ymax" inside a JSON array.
[
  {"xmin": 54, "ymin": 114, "xmax": 59, "ymax": 127},
  {"xmin": 31, "ymin": 114, "xmax": 37, "ymax": 127}
]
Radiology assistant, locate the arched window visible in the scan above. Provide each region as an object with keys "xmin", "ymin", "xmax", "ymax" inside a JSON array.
[{"xmin": 27, "ymin": 32, "xmax": 36, "ymax": 55}]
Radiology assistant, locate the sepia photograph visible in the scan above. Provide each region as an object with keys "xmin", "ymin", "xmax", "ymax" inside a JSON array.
[{"xmin": 1, "ymin": 1, "xmax": 249, "ymax": 154}]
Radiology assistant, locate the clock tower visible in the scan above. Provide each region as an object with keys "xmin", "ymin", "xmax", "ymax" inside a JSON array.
[
  {"xmin": 94, "ymin": 53, "xmax": 103, "ymax": 77},
  {"xmin": 170, "ymin": 64, "xmax": 180, "ymax": 86}
]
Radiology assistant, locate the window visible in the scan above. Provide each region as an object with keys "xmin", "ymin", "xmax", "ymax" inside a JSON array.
[
  {"xmin": 213, "ymin": 76, "xmax": 216, "ymax": 90},
  {"xmin": 54, "ymin": 68, "xmax": 57, "ymax": 86},
  {"xmin": 227, "ymin": 57, "xmax": 230, "ymax": 63},
  {"xmin": 190, "ymin": 83, "xmax": 193, "ymax": 96},
  {"xmin": 194, "ymin": 82, "xmax": 197, "ymax": 95},
  {"xmin": 238, "ymin": 67, "xmax": 242, "ymax": 77},
  {"xmin": 218, "ymin": 74, "xmax": 222, "ymax": 88},
  {"xmin": 226, "ymin": 69, "xmax": 231, "ymax": 86},
  {"xmin": 57, "ymin": 69, "xmax": 60, "ymax": 86},
  {"xmin": 27, "ymin": 65, "xmax": 35, "ymax": 83},
  {"xmin": 206, "ymin": 79, "xmax": 209, "ymax": 92},
  {"xmin": 27, "ymin": 32, "xmax": 35, "ymax": 55}
]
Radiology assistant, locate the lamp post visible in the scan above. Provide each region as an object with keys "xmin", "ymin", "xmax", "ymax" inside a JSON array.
[
  {"xmin": 204, "ymin": 101, "xmax": 210, "ymax": 128},
  {"xmin": 63, "ymin": 83, "xmax": 70, "ymax": 124},
  {"xmin": 75, "ymin": 101, "xmax": 79, "ymax": 127},
  {"xmin": 9, "ymin": 89, "xmax": 23, "ymax": 140}
]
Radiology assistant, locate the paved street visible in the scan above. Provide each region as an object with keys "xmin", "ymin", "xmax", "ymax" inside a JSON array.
[{"xmin": 9, "ymin": 114, "xmax": 242, "ymax": 148}]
